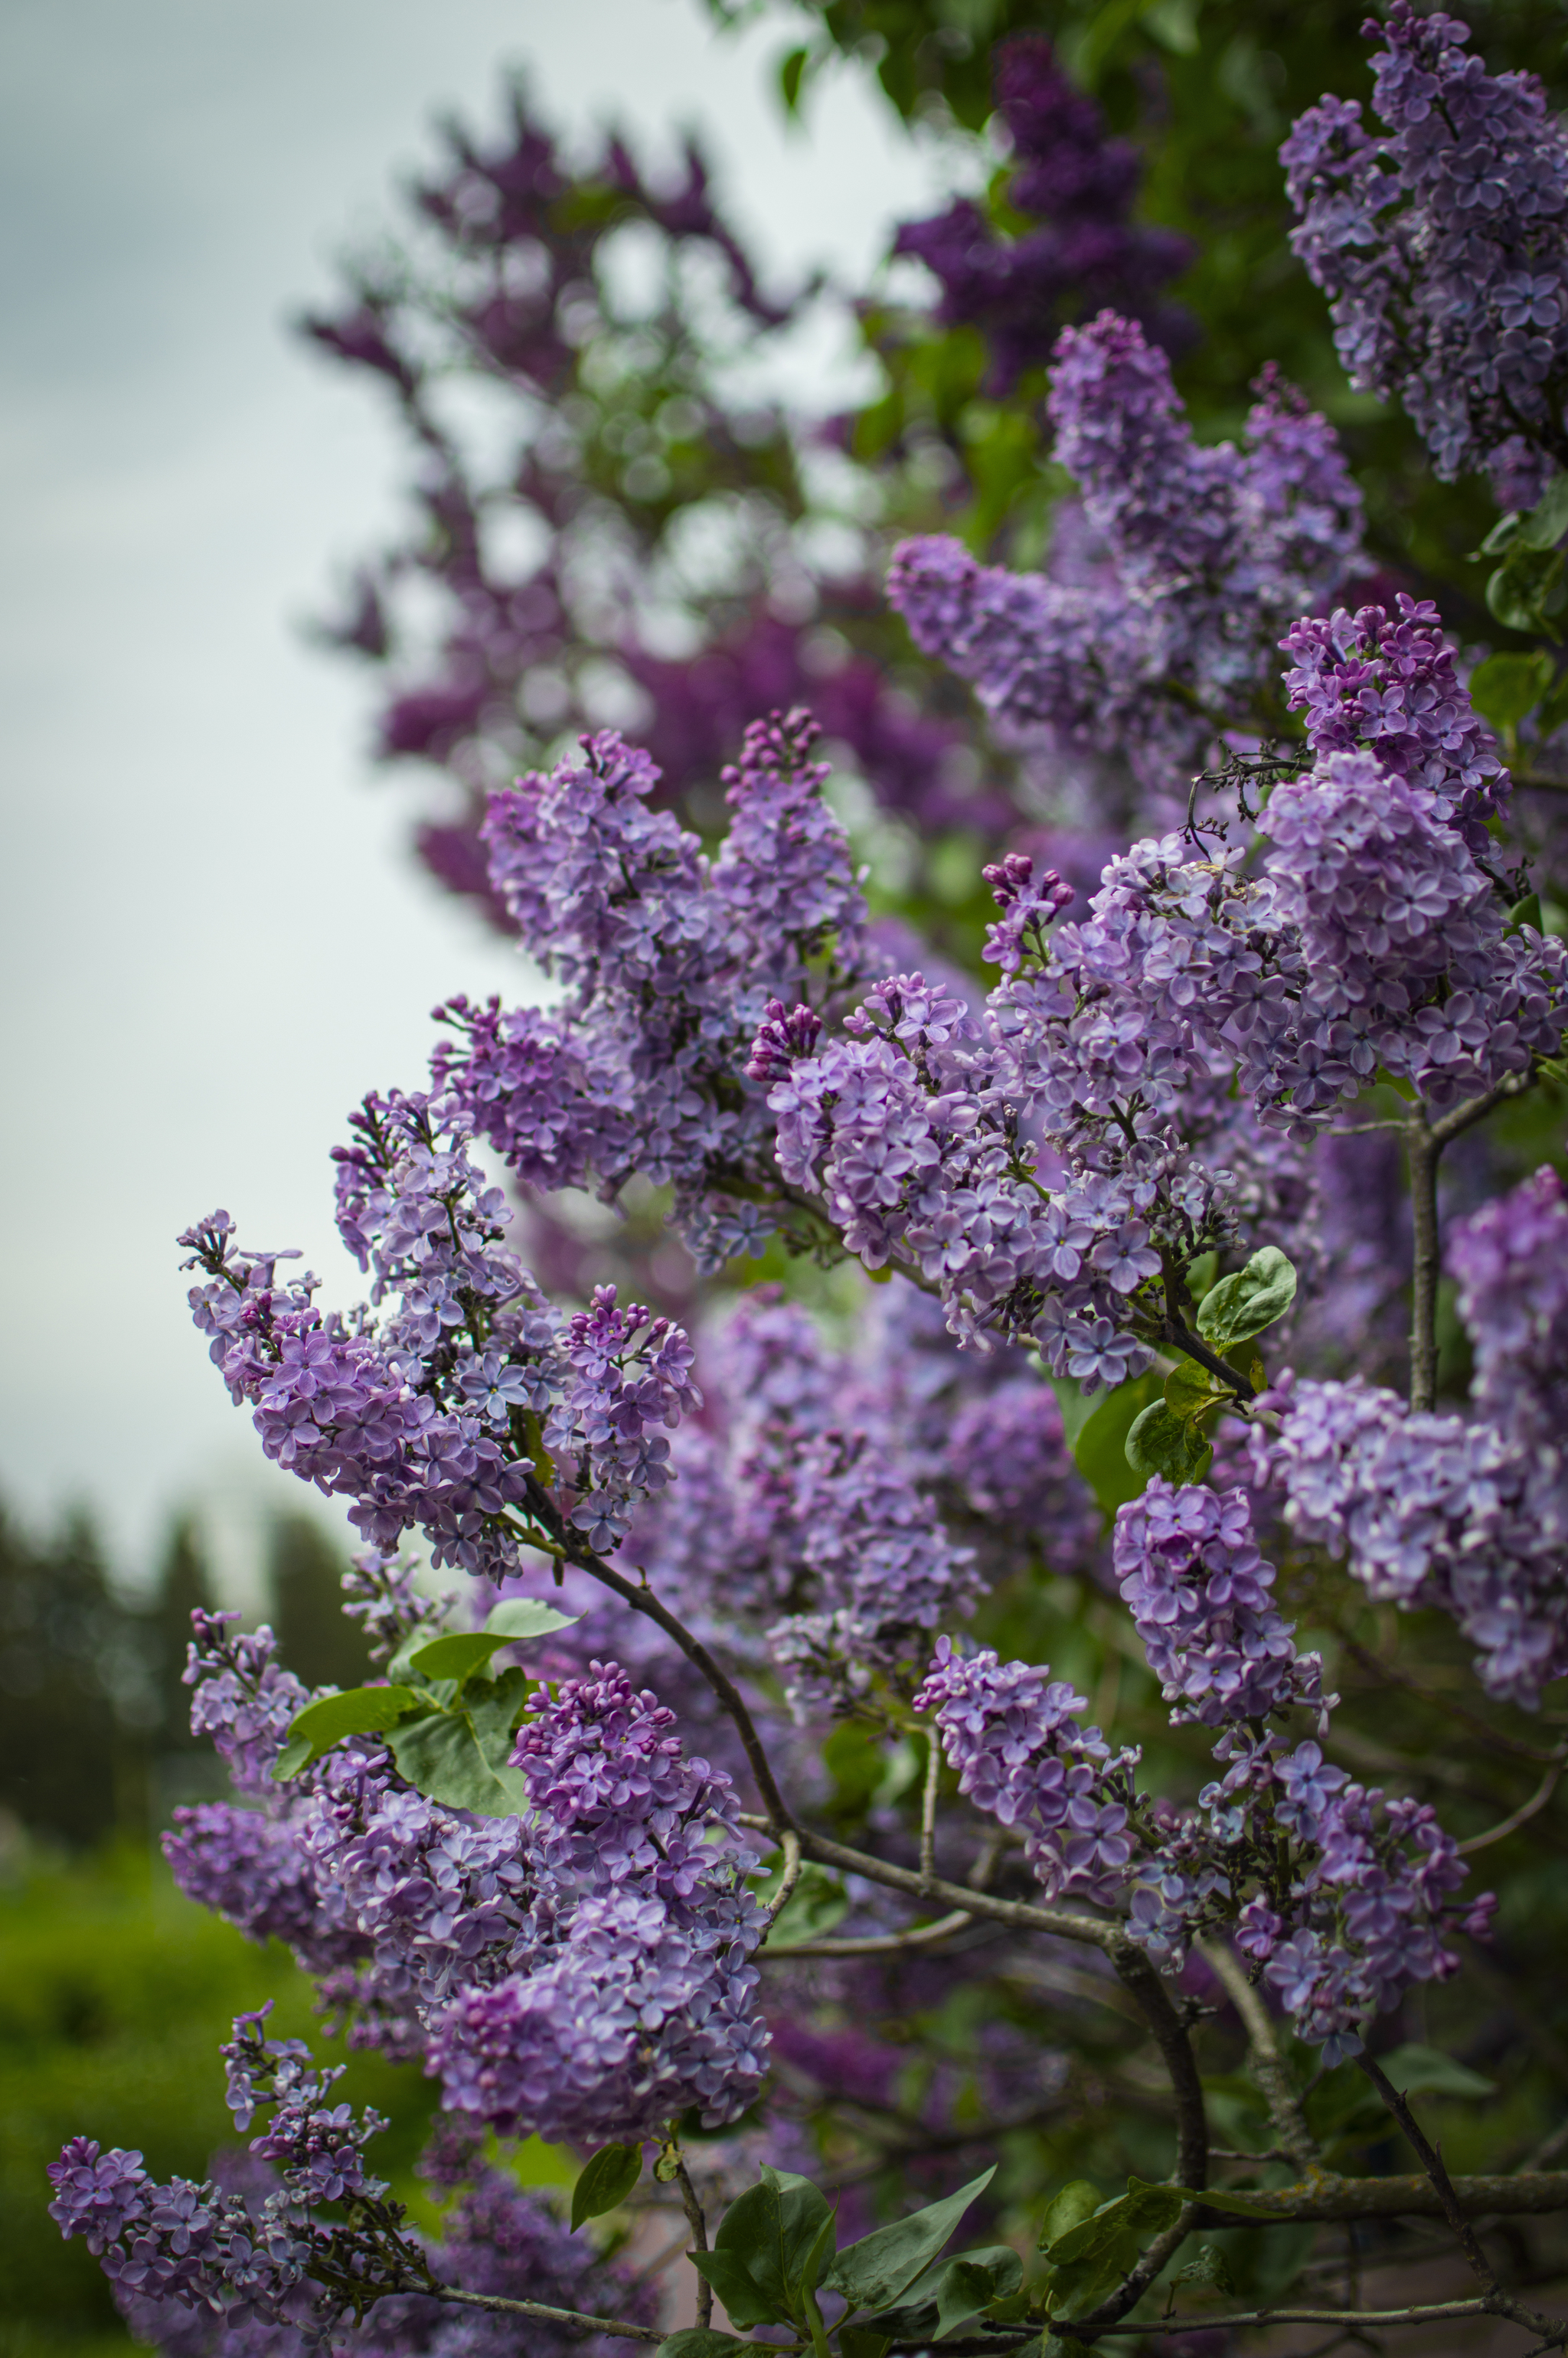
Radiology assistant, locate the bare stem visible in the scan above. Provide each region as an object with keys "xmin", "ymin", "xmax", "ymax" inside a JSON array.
[
  {"xmin": 1200, "ymin": 1936, "xmax": 1321, "ymax": 2175},
  {"xmin": 1355, "ymin": 2054, "xmax": 1497, "ymax": 2291},
  {"xmin": 1459, "ymin": 1752, "xmax": 1567, "ymax": 1853},
  {"xmin": 520, "ymin": 1476, "xmax": 795, "ymax": 1832},
  {"xmin": 738, "ymin": 1814, "xmax": 1116, "ymax": 1948},
  {"xmin": 762, "ymin": 1831, "xmax": 804, "ymax": 1925},
  {"xmin": 1405, "ymin": 1110, "xmax": 1441, "ymax": 1413},
  {"xmin": 920, "ymin": 1729, "xmax": 940, "ymax": 1891},
  {"xmin": 763, "ymin": 1907, "xmax": 978, "ymax": 1959},
  {"xmin": 431, "ymin": 2287, "xmax": 664, "ymax": 2340},
  {"xmin": 671, "ymin": 2157, "xmax": 713, "ymax": 2332}
]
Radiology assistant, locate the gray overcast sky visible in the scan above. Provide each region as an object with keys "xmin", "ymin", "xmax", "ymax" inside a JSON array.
[{"xmin": 0, "ymin": 0, "xmax": 944, "ymax": 1597}]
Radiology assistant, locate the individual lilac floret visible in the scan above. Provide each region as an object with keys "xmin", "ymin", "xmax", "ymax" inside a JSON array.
[
  {"xmin": 915, "ymin": 1638, "xmax": 1139, "ymax": 1907},
  {"xmin": 1112, "ymin": 1479, "xmax": 1327, "ymax": 1729},
  {"xmin": 1281, "ymin": 596, "xmax": 1509, "ymax": 847},
  {"xmin": 1283, "ymin": 2, "xmax": 1568, "ymax": 493},
  {"xmin": 982, "ymin": 852, "xmax": 1074, "ymax": 976},
  {"xmin": 889, "ymin": 315, "xmax": 1363, "ymax": 802}
]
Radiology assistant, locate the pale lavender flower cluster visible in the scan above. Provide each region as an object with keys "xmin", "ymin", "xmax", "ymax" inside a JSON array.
[
  {"xmin": 915, "ymin": 1636, "xmax": 1139, "ymax": 1906},
  {"xmin": 888, "ymin": 312, "xmax": 1362, "ymax": 800},
  {"xmin": 1449, "ymin": 1162, "xmax": 1568, "ymax": 1448},
  {"xmin": 437, "ymin": 710, "xmax": 866, "ymax": 1267},
  {"xmin": 182, "ymin": 1093, "xmax": 701, "ymax": 1571},
  {"xmin": 1283, "ymin": 2, "xmax": 1568, "ymax": 495},
  {"xmin": 1260, "ymin": 1362, "xmax": 1568, "ymax": 1706},
  {"xmin": 1281, "ymin": 595, "xmax": 1509, "ymax": 849}
]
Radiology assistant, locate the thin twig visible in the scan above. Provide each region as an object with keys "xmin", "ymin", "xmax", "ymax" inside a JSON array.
[
  {"xmin": 520, "ymin": 1476, "xmax": 795, "ymax": 1832},
  {"xmin": 763, "ymin": 1906, "xmax": 980, "ymax": 1959},
  {"xmin": 1355, "ymin": 2054, "xmax": 1497, "ymax": 2291},
  {"xmin": 762, "ymin": 1830, "xmax": 804, "ymax": 1924},
  {"xmin": 1200, "ymin": 1935, "xmax": 1321, "ymax": 2175},
  {"xmin": 671, "ymin": 2157, "xmax": 712, "ymax": 2332},
  {"xmin": 433, "ymin": 2286, "xmax": 665, "ymax": 2340},
  {"xmin": 737, "ymin": 1814, "xmax": 1119, "ymax": 1948},
  {"xmin": 1404, "ymin": 1109, "xmax": 1441, "ymax": 1413},
  {"xmin": 1459, "ymin": 1753, "xmax": 1567, "ymax": 1853},
  {"xmin": 920, "ymin": 1727, "xmax": 940, "ymax": 1892}
]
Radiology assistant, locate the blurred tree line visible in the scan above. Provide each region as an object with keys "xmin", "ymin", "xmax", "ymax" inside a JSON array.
[{"xmin": 0, "ymin": 1504, "xmax": 372, "ymax": 1853}]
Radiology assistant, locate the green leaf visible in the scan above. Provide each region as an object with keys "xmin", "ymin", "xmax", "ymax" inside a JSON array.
[
  {"xmin": 403, "ymin": 1631, "xmax": 514, "ymax": 1686},
  {"xmin": 1380, "ymin": 2041, "xmax": 1497, "ymax": 2100},
  {"xmin": 1164, "ymin": 1357, "xmax": 1229, "ymax": 1417},
  {"xmin": 1038, "ymin": 2182, "xmax": 1102, "ymax": 2251},
  {"xmin": 1468, "ymin": 650, "xmax": 1554, "ymax": 732},
  {"xmin": 1508, "ymin": 890, "xmax": 1544, "ymax": 936},
  {"xmin": 1125, "ymin": 1400, "xmax": 1213, "ymax": 1488},
  {"xmin": 655, "ymin": 2336, "xmax": 750, "ymax": 2358},
  {"xmin": 483, "ymin": 1597, "xmax": 581, "ymax": 1642},
  {"xmin": 1043, "ymin": 2179, "xmax": 1186, "ymax": 2323},
  {"xmin": 1046, "ymin": 1376, "xmax": 1101, "ymax": 1451},
  {"xmin": 388, "ymin": 1710, "xmax": 531, "ymax": 1817},
  {"xmin": 869, "ymin": 2246, "xmax": 1024, "ymax": 2340},
  {"xmin": 1170, "ymin": 2243, "xmax": 1236, "ymax": 2300},
  {"xmin": 695, "ymin": 2168, "xmax": 835, "ymax": 2330},
  {"xmin": 778, "ymin": 42, "xmax": 810, "ymax": 113},
  {"xmin": 1487, "ymin": 546, "xmax": 1565, "ymax": 638},
  {"xmin": 763, "ymin": 1863, "xmax": 849, "ymax": 1949},
  {"xmin": 465, "ymin": 1666, "xmax": 534, "ymax": 1773},
  {"xmin": 828, "ymin": 2167, "xmax": 995, "ymax": 2314},
  {"xmin": 838, "ymin": 2333, "xmax": 890, "ymax": 2358},
  {"xmin": 273, "ymin": 1684, "xmax": 420, "ymax": 1777},
  {"xmin": 1195, "ymin": 1246, "xmax": 1297, "ymax": 1350},
  {"xmin": 570, "ymin": 2141, "xmax": 642, "ymax": 2231},
  {"xmin": 1069, "ymin": 1370, "xmax": 1162, "ymax": 1516},
  {"xmin": 1514, "ymin": 470, "xmax": 1568, "ymax": 552}
]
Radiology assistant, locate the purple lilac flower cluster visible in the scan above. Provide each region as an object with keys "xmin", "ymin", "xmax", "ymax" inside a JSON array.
[
  {"xmin": 891, "ymin": 38, "xmax": 1191, "ymax": 392},
  {"xmin": 1281, "ymin": 595, "xmax": 1509, "ymax": 851},
  {"xmin": 888, "ymin": 312, "xmax": 1363, "ymax": 804},
  {"xmin": 433, "ymin": 1663, "xmax": 767, "ymax": 2142},
  {"xmin": 182, "ymin": 1093, "xmax": 701, "ymax": 1572},
  {"xmin": 49, "ymin": 2007, "xmax": 396, "ymax": 2343},
  {"xmin": 919, "ymin": 1480, "xmax": 1491, "ymax": 2059},
  {"xmin": 1258, "ymin": 1367, "xmax": 1568, "ymax": 1707},
  {"xmin": 435, "ymin": 711, "xmax": 867, "ymax": 1269},
  {"xmin": 1283, "ymin": 2, "xmax": 1568, "ymax": 497},
  {"xmin": 915, "ymin": 1636, "xmax": 1140, "ymax": 1906}
]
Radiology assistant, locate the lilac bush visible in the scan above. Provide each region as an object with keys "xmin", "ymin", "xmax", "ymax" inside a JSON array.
[{"xmin": 54, "ymin": 11, "xmax": 1568, "ymax": 2355}]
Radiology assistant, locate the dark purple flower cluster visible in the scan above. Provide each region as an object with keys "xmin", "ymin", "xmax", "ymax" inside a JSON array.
[
  {"xmin": 1283, "ymin": 2, "xmax": 1568, "ymax": 495},
  {"xmin": 1281, "ymin": 595, "xmax": 1509, "ymax": 848},
  {"xmin": 892, "ymin": 38, "xmax": 1191, "ymax": 391},
  {"xmin": 889, "ymin": 312, "xmax": 1363, "ymax": 803}
]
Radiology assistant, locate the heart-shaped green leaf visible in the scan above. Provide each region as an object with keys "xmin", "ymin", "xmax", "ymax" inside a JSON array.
[{"xmin": 388, "ymin": 1710, "xmax": 531, "ymax": 1817}]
